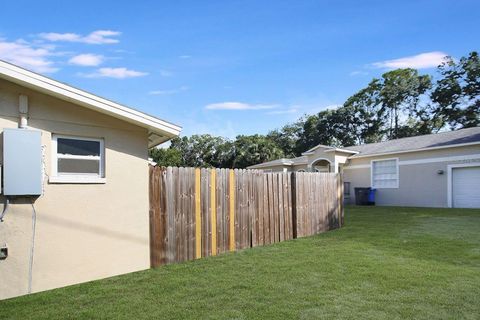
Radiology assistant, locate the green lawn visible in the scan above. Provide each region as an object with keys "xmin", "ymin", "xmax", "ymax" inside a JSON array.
[{"xmin": 1, "ymin": 206, "xmax": 479, "ymax": 319}]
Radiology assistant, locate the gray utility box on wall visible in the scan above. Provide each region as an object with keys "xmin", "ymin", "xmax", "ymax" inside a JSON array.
[{"xmin": 2, "ymin": 128, "xmax": 42, "ymax": 196}]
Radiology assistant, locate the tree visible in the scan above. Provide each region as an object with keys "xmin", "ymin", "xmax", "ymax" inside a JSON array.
[
  {"xmin": 294, "ymin": 114, "xmax": 325, "ymax": 153},
  {"xmin": 231, "ymin": 134, "xmax": 284, "ymax": 168},
  {"xmin": 379, "ymin": 69, "xmax": 432, "ymax": 139},
  {"xmin": 431, "ymin": 51, "xmax": 480, "ymax": 129},
  {"xmin": 149, "ymin": 147, "xmax": 182, "ymax": 167},
  {"xmin": 267, "ymin": 122, "xmax": 302, "ymax": 158},
  {"xmin": 169, "ymin": 135, "xmax": 230, "ymax": 167},
  {"xmin": 343, "ymin": 79, "xmax": 385, "ymax": 144}
]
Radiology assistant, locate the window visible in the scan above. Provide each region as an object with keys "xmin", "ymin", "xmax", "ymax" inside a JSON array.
[
  {"xmin": 371, "ymin": 158, "xmax": 398, "ymax": 188},
  {"xmin": 50, "ymin": 135, "xmax": 105, "ymax": 183}
]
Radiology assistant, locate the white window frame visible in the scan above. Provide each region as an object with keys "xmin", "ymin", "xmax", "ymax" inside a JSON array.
[
  {"xmin": 371, "ymin": 158, "xmax": 399, "ymax": 189},
  {"xmin": 49, "ymin": 134, "xmax": 106, "ymax": 184}
]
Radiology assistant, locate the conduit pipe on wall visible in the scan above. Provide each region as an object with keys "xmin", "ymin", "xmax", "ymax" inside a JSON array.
[{"xmin": 19, "ymin": 94, "xmax": 28, "ymax": 129}]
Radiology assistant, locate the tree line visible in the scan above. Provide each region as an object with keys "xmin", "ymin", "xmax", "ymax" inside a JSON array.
[{"xmin": 150, "ymin": 51, "xmax": 479, "ymax": 168}]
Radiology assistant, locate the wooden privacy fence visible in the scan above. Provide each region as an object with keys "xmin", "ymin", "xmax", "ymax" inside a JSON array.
[{"xmin": 149, "ymin": 166, "xmax": 344, "ymax": 267}]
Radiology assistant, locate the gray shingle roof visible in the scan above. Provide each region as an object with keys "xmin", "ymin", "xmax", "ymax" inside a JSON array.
[
  {"xmin": 348, "ymin": 127, "xmax": 480, "ymax": 157},
  {"xmin": 247, "ymin": 156, "xmax": 307, "ymax": 169}
]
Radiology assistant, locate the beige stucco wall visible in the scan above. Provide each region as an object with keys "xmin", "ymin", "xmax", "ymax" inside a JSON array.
[
  {"xmin": 344, "ymin": 146, "xmax": 480, "ymax": 207},
  {"xmin": 306, "ymin": 147, "xmax": 335, "ymax": 167},
  {"xmin": 0, "ymin": 79, "xmax": 151, "ymax": 300},
  {"xmin": 292, "ymin": 164, "xmax": 308, "ymax": 171},
  {"xmin": 304, "ymin": 148, "xmax": 352, "ymax": 173}
]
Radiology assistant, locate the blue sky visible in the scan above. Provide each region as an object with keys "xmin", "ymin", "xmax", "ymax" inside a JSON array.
[{"xmin": 1, "ymin": 1, "xmax": 479, "ymax": 139}]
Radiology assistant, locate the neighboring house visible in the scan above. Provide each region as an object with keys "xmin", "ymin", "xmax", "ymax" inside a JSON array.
[
  {"xmin": 248, "ymin": 127, "xmax": 480, "ymax": 209},
  {"xmin": 0, "ymin": 60, "xmax": 181, "ymax": 300}
]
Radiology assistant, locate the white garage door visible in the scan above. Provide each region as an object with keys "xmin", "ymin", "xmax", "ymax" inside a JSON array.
[{"xmin": 452, "ymin": 166, "xmax": 480, "ymax": 208}]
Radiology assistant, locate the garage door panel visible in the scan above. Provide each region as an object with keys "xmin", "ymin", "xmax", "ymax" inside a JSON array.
[{"xmin": 452, "ymin": 166, "xmax": 480, "ymax": 208}]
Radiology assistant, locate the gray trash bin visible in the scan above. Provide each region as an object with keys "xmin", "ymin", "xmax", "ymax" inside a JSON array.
[{"xmin": 354, "ymin": 187, "xmax": 371, "ymax": 205}]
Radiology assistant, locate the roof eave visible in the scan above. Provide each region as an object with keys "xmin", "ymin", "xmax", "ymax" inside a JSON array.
[
  {"xmin": 302, "ymin": 144, "xmax": 332, "ymax": 154},
  {"xmin": 247, "ymin": 159, "xmax": 294, "ymax": 169},
  {"xmin": 348, "ymin": 141, "xmax": 480, "ymax": 159},
  {"xmin": 324, "ymin": 148, "xmax": 359, "ymax": 154},
  {"xmin": 0, "ymin": 60, "xmax": 181, "ymax": 144}
]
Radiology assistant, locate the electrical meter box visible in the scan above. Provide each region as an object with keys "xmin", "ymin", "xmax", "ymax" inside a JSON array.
[{"xmin": 2, "ymin": 128, "xmax": 42, "ymax": 196}]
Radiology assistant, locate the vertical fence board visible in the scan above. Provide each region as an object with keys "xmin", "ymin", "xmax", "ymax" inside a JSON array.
[
  {"xmin": 278, "ymin": 173, "xmax": 284, "ymax": 242},
  {"xmin": 195, "ymin": 168, "xmax": 201, "ymax": 259},
  {"xmin": 211, "ymin": 169, "xmax": 217, "ymax": 256},
  {"xmin": 201, "ymin": 168, "xmax": 210, "ymax": 257},
  {"xmin": 258, "ymin": 172, "xmax": 265, "ymax": 246},
  {"xmin": 188, "ymin": 168, "xmax": 195, "ymax": 261},
  {"xmin": 166, "ymin": 167, "xmax": 175, "ymax": 263},
  {"xmin": 243, "ymin": 170, "xmax": 249, "ymax": 249},
  {"xmin": 262, "ymin": 173, "xmax": 270, "ymax": 245},
  {"xmin": 229, "ymin": 169, "xmax": 235, "ymax": 251}
]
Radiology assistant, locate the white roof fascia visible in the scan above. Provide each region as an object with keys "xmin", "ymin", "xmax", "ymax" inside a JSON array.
[{"xmin": 324, "ymin": 148, "xmax": 359, "ymax": 154}]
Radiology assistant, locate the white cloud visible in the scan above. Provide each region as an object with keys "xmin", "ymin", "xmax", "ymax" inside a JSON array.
[
  {"xmin": 0, "ymin": 39, "xmax": 57, "ymax": 73},
  {"xmin": 69, "ymin": 53, "xmax": 104, "ymax": 66},
  {"xmin": 179, "ymin": 55, "xmax": 191, "ymax": 59},
  {"xmin": 40, "ymin": 32, "xmax": 80, "ymax": 42},
  {"xmin": 372, "ymin": 51, "xmax": 448, "ymax": 69},
  {"xmin": 205, "ymin": 102, "xmax": 277, "ymax": 111},
  {"xmin": 81, "ymin": 67, "xmax": 148, "ymax": 79},
  {"xmin": 39, "ymin": 30, "xmax": 121, "ymax": 44},
  {"xmin": 149, "ymin": 86, "xmax": 189, "ymax": 95}
]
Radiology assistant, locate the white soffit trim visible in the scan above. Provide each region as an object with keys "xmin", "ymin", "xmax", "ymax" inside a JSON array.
[
  {"xmin": 344, "ymin": 153, "xmax": 480, "ymax": 170},
  {"xmin": 324, "ymin": 148, "xmax": 359, "ymax": 154},
  {"xmin": 0, "ymin": 60, "xmax": 181, "ymax": 147},
  {"xmin": 348, "ymin": 141, "xmax": 480, "ymax": 159}
]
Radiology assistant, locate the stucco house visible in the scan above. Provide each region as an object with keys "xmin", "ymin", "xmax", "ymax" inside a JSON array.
[
  {"xmin": 248, "ymin": 127, "xmax": 480, "ymax": 209},
  {"xmin": 0, "ymin": 60, "xmax": 180, "ymax": 300}
]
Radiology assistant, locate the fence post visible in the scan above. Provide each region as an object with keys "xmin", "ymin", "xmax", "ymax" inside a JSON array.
[{"xmin": 291, "ymin": 172, "xmax": 297, "ymax": 239}]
